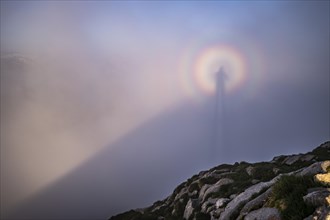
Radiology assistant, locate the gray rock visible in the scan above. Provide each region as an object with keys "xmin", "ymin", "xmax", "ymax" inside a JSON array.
[
  {"xmin": 273, "ymin": 168, "xmax": 281, "ymax": 175},
  {"xmin": 175, "ymin": 187, "xmax": 188, "ymax": 202},
  {"xmin": 199, "ymin": 184, "xmax": 211, "ymax": 200},
  {"xmin": 216, "ymin": 198, "xmax": 230, "ymax": 209},
  {"xmin": 246, "ymin": 166, "xmax": 256, "ymax": 176},
  {"xmin": 217, "ymin": 168, "xmax": 231, "ymax": 173},
  {"xmin": 202, "ymin": 178, "xmax": 234, "ymax": 202},
  {"xmin": 188, "ymin": 190, "xmax": 198, "ymax": 198},
  {"xmin": 296, "ymin": 162, "xmax": 323, "ymax": 176},
  {"xmin": 283, "ymin": 155, "xmax": 302, "ymax": 165},
  {"xmin": 219, "ymin": 175, "xmax": 281, "ymax": 220},
  {"xmin": 201, "ymin": 198, "xmax": 217, "ymax": 213},
  {"xmin": 211, "ymin": 208, "xmax": 223, "ymax": 219},
  {"xmin": 206, "ymin": 205, "xmax": 215, "ymax": 214},
  {"xmin": 303, "ymin": 189, "xmax": 330, "ymax": 207},
  {"xmin": 271, "ymin": 155, "xmax": 285, "ymax": 163},
  {"xmin": 305, "ymin": 205, "xmax": 330, "ymax": 220},
  {"xmin": 300, "ymin": 154, "xmax": 315, "ymax": 162},
  {"xmin": 320, "ymin": 142, "xmax": 330, "ymax": 149},
  {"xmin": 183, "ymin": 199, "xmax": 199, "ymax": 220},
  {"xmin": 229, "ymin": 194, "xmax": 237, "ymax": 199},
  {"xmin": 238, "ymin": 187, "xmax": 273, "ymax": 220},
  {"xmin": 244, "ymin": 207, "xmax": 281, "ymax": 220}
]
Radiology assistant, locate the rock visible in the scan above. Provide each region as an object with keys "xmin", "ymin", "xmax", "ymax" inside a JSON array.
[
  {"xmin": 246, "ymin": 166, "xmax": 256, "ymax": 176},
  {"xmin": 188, "ymin": 190, "xmax": 198, "ymax": 198},
  {"xmin": 283, "ymin": 155, "xmax": 302, "ymax": 165},
  {"xmin": 202, "ymin": 178, "xmax": 234, "ymax": 202},
  {"xmin": 238, "ymin": 187, "xmax": 273, "ymax": 220},
  {"xmin": 306, "ymin": 206, "xmax": 330, "ymax": 220},
  {"xmin": 210, "ymin": 208, "xmax": 223, "ymax": 219},
  {"xmin": 219, "ymin": 175, "xmax": 281, "ymax": 220},
  {"xmin": 296, "ymin": 162, "xmax": 323, "ymax": 176},
  {"xmin": 273, "ymin": 168, "xmax": 281, "ymax": 175},
  {"xmin": 201, "ymin": 198, "xmax": 217, "ymax": 213},
  {"xmin": 320, "ymin": 142, "xmax": 330, "ymax": 149},
  {"xmin": 300, "ymin": 154, "xmax": 315, "ymax": 162},
  {"xmin": 321, "ymin": 160, "xmax": 330, "ymax": 172},
  {"xmin": 216, "ymin": 198, "xmax": 230, "ymax": 209},
  {"xmin": 315, "ymin": 173, "xmax": 330, "ymax": 186},
  {"xmin": 199, "ymin": 184, "xmax": 210, "ymax": 201},
  {"xmin": 229, "ymin": 194, "xmax": 237, "ymax": 199},
  {"xmin": 206, "ymin": 205, "xmax": 215, "ymax": 214},
  {"xmin": 183, "ymin": 199, "xmax": 199, "ymax": 220},
  {"xmin": 303, "ymin": 188, "xmax": 330, "ymax": 207},
  {"xmin": 174, "ymin": 187, "xmax": 188, "ymax": 202},
  {"xmin": 217, "ymin": 168, "xmax": 231, "ymax": 173},
  {"xmin": 244, "ymin": 207, "xmax": 281, "ymax": 220},
  {"xmin": 271, "ymin": 155, "xmax": 285, "ymax": 163}
]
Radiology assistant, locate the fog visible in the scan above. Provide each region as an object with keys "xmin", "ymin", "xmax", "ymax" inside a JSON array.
[{"xmin": 0, "ymin": 1, "xmax": 329, "ymax": 219}]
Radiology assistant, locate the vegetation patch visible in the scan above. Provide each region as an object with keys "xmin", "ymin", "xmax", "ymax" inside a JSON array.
[
  {"xmin": 266, "ymin": 175, "xmax": 319, "ymax": 220},
  {"xmin": 198, "ymin": 176, "xmax": 218, "ymax": 187},
  {"xmin": 312, "ymin": 145, "xmax": 330, "ymax": 161},
  {"xmin": 251, "ymin": 162, "xmax": 277, "ymax": 181}
]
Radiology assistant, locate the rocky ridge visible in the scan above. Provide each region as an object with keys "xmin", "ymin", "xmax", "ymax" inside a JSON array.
[{"xmin": 110, "ymin": 141, "xmax": 330, "ymax": 220}]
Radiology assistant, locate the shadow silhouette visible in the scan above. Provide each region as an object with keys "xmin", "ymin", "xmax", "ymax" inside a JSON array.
[
  {"xmin": 6, "ymin": 99, "xmax": 221, "ymax": 220},
  {"xmin": 5, "ymin": 83, "xmax": 329, "ymax": 220}
]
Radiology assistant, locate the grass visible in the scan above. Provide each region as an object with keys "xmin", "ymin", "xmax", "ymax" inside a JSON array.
[{"xmin": 266, "ymin": 175, "xmax": 320, "ymax": 220}]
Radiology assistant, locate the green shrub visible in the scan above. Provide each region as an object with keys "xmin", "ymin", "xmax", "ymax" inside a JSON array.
[
  {"xmin": 252, "ymin": 162, "xmax": 277, "ymax": 182},
  {"xmin": 188, "ymin": 181, "xmax": 200, "ymax": 193},
  {"xmin": 198, "ymin": 176, "xmax": 218, "ymax": 187},
  {"xmin": 194, "ymin": 212, "xmax": 210, "ymax": 220},
  {"xmin": 266, "ymin": 175, "xmax": 317, "ymax": 220},
  {"xmin": 312, "ymin": 145, "xmax": 330, "ymax": 161}
]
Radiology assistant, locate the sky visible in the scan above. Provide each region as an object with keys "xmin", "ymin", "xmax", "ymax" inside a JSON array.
[{"xmin": 0, "ymin": 1, "xmax": 329, "ymax": 219}]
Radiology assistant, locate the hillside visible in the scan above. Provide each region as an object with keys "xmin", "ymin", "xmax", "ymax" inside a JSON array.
[{"xmin": 110, "ymin": 141, "xmax": 330, "ymax": 220}]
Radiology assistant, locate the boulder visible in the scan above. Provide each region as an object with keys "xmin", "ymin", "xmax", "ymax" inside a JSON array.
[
  {"xmin": 314, "ymin": 173, "xmax": 330, "ymax": 186},
  {"xmin": 304, "ymin": 206, "xmax": 330, "ymax": 220},
  {"xmin": 303, "ymin": 188, "xmax": 330, "ymax": 207},
  {"xmin": 215, "ymin": 198, "xmax": 230, "ymax": 209},
  {"xmin": 246, "ymin": 166, "xmax": 256, "ymax": 176},
  {"xmin": 271, "ymin": 155, "xmax": 285, "ymax": 163},
  {"xmin": 238, "ymin": 187, "xmax": 273, "ymax": 220},
  {"xmin": 273, "ymin": 168, "xmax": 280, "ymax": 175},
  {"xmin": 229, "ymin": 194, "xmax": 237, "ymax": 199},
  {"xmin": 201, "ymin": 198, "xmax": 217, "ymax": 213},
  {"xmin": 202, "ymin": 178, "xmax": 234, "ymax": 202},
  {"xmin": 174, "ymin": 187, "xmax": 188, "ymax": 202},
  {"xmin": 300, "ymin": 154, "xmax": 315, "ymax": 162},
  {"xmin": 296, "ymin": 162, "xmax": 323, "ymax": 176},
  {"xmin": 282, "ymin": 155, "xmax": 301, "ymax": 165},
  {"xmin": 188, "ymin": 190, "xmax": 198, "ymax": 198},
  {"xmin": 321, "ymin": 160, "xmax": 330, "ymax": 172},
  {"xmin": 199, "ymin": 184, "xmax": 210, "ymax": 201},
  {"xmin": 219, "ymin": 175, "xmax": 281, "ymax": 220},
  {"xmin": 183, "ymin": 199, "xmax": 199, "ymax": 220},
  {"xmin": 244, "ymin": 207, "xmax": 281, "ymax": 220}
]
